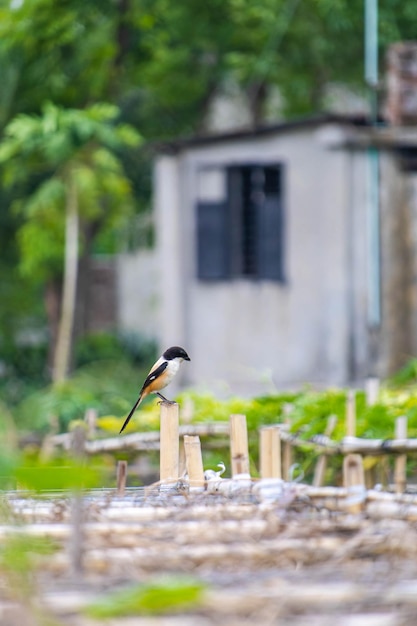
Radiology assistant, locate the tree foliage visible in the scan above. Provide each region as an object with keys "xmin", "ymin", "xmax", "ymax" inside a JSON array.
[
  {"xmin": 1, "ymin": 0, "xmax": 417, "ymax": 387},
  {"xmin": 0, "ymin": 101, "xmax": 140, "ymax": 279},
  {"xmin": 0, "ymin": 101, "xmax": 141, "ymax": 381},
  {"xmin": 1, "ymin": 0, "xmax": 417, "ymax": 133}
]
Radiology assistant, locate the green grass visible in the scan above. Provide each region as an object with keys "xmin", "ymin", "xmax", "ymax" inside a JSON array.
[{"xmin": 85, "ymin": 577, "xmax": 205, "ymax": 618}]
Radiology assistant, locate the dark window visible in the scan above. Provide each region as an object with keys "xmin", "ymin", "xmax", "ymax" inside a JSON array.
[
  {"xmin": 197, "ymin": 164, "xmax": 284, "ymax": 281},
  {"xmin": 196, "ymin": 201, "xmax": 230, "ymax": 279}
]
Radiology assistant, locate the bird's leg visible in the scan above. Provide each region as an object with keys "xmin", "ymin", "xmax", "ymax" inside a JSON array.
[{"xmin": 157, "ymin": 392, "xmax": 176, "ymax": 404}]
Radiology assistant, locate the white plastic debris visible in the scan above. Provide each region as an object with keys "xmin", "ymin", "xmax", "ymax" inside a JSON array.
[{"xmin": 252, "ymin": 478, "xmax": 285, "ymax": 503}]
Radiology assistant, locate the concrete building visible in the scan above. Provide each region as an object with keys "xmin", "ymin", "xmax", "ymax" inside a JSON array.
[{"xmin": 141, "ymin": 113, "xmax": 417, "ymax": 395}]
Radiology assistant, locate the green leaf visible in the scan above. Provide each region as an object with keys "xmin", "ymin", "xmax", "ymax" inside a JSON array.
[{"xmin": 85, "ymin": 577, "xmax": 205, "ymax": 618}]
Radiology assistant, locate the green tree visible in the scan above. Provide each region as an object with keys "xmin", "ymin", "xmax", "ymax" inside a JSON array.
[
  {"xmin": 0, "ymin": 102, "xmax": 140, "ymax": 383},
  {"xmin": 2, "ymin": 0, "xmax": 417, "ymax": 134}
]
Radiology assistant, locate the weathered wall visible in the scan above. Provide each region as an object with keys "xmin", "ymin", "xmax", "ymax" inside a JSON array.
[
  {"xmin": 155, "ymin": 126, "xmax": 372, "ymax": 393},
  {"xmin": 115, "ymin": 249, "xmax": 160, "ymax": 339}
]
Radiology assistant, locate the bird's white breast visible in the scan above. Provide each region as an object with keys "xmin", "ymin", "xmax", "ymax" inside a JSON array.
[{"xmin": 162, "ymin": 357, "xmax": 182, "ymax": 388}]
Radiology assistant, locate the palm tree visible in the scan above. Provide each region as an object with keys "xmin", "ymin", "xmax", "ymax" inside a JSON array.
[{"xmin": 0, "ymin": 102, "xmax": 140, "ymax": 383}]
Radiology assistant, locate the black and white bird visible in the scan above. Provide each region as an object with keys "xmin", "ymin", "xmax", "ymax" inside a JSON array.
[{"xmin": 119, "ymin": 346, "xmax": 190, "ymax": 434}]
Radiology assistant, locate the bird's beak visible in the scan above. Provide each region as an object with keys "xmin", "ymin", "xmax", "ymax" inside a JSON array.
[{"xmin": 185, "ymin": 355, "xmax": 191, "ymax": 361}]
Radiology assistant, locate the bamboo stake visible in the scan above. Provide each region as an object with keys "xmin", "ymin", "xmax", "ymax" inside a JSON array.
[
  {"xmin": 230, "ymin": 414, "xmax": 250, "ymax": 477},
  {"xmin": 282, "ymin": 404, "xmax": 293, "ymax": 481},
  {"xmin": 312, "ymin": 415, "xmax": 337, "ymax": 486},
  {"xmin": 70, "ymin": 424, "xmax": 86, "ymax": 577},
  {"xmin": 344, "ymin": 390, "xmax": 364, "ymax": 511},
  {"xmin": 159, "ymin": 401, "xmax": 179, "ymax": 483},
  {"xmin": 346, "ymin": 390, "xmax": 356, "ymax": 437},
  {"xmin": 85, "ymin": 408, "xmax": 97, "ymax": 439},
  {"xmin": 365, "ymin": 376, "xmax": 380, "ymax": 406},
  {"xmin": 116, "ymin": 460, "xmax": 127, "ymax": 496},
  {"xmin": 178, "ymin": 438, "xmax": 186, "ymax": 478},
  {"xmin": 39, "ymin": 415, "xmax": 59, "ymax": 461},
  {"xmin": 183, "ymin": 435, "xmax": 205, "ymax": 489},
  {"xmin": 260, "ymin": 426, "xmax": 281, "ymax": 479},
  {"xmin": 395, "ymin": 416, "xmax": 408, "ymax": 494},
  {"xmin": 343, "ymin": 454, "xmax": 365, "ymax": 514}
]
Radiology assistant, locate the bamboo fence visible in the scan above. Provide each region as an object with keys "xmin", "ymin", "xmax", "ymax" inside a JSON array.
[{"xmin": 4, "ymin": 387, "xmax": 417, "ymax": 624}]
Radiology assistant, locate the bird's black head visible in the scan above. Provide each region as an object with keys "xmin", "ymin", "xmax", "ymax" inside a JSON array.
[{"xmin": 163, "ymin": 346, "xmax": 191, "ymax": 361}]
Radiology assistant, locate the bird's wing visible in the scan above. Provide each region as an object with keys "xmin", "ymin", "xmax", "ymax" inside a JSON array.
[
  {"xmin": 140, "ymin": 361, "xmax": 168, "ymax": 394},
  {"xmin": 149, "ymin": 355, "xmax": 165, "ymax": 373},
  {"xmin": 119, "ymin": 361, "xmax": 168, "ymax": 434}
]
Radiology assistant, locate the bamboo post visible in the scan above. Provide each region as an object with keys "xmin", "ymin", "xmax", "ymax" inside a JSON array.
[
  {"xmin": 85, "ymin": 407, "xmax": 97, "ymax": 438},
  {"xmin": 362, "ymin": 380, "xmax": 378, "ymax": 487},
  {"xmin": 70, "ymin": 424, "xmax": 86, "ymax": 577},
  {"xmin": 343, "ymin": 454, "xmax": 365, "ymax": 514},
  {"xmin": 260, "ymin": 426, "xmax": 281, "ymax": 479},
  {"xmin": 184, "ymin": 435, "xmax": 205, "ymax": 489},
  {"xmin": 178, "ymin": 438, "xmax": 186, "ymax": 478},
  {"xmin": 230, "ymin": 414, "xmax": 250, "ymax": 477},
  {"xmin": 344, "ymin": 390, "xmax": 364, "ymax": 510},
  {"xmin": 160, "ymin": 401, "xmax": 179, "ymax": 483},
  {"xmin": 365, "ymin": 376, "xmax": 380, "ymax": 406},
  {"xmin": 116, "ymin": 460, "xmax": 127, "ymax": 496},
  {"xmin": 39, "ymin": 415, "xmax": 59, "ymax": 461},
  {"xmin": 394, "ymin": 416, "xmax": 408, "ymax": 494},
  {"xmin": 346, "ymin": 390, "xmax": 356, "ymax": 437},
  {"xmin": 377, "ymin": 456, "xmax": 390, "ymax": 489},
  {"xmin": 312, "ymin": 415, "xmax": 337, "ymax": 487},
  {"xmin": 282, "ymin": 404, "xmax": 293, "ymax": 481},
  {"xmin": 182, "ymin": 396, "xmax": 195, "ymax": 423}
]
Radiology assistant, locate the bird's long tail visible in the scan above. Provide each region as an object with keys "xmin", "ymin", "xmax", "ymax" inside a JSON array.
[{"xmin": 119, "ymin": 394, "xmax": 143, "ymax": 434}]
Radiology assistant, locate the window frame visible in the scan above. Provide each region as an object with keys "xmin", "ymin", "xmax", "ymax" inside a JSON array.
[{"xmin": 196, "ymin": 162, "xmax": 285, "ymax": 283}]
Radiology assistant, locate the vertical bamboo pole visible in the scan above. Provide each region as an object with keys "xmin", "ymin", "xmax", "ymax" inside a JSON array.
[
  {"xmin": 182, "ymin": 396, "xmax": 195, "ymax": 423},
  {"xmin": 39, "ymin": 415, "xmax": 59, "ymax": 461},
  {"xmin": 366, "ymin": 376, "xmax": 380, "ymax": 406},
  {"xmin": 362, "ymin": 381, "xmax": 378, "ymax": 488},
  {"xmin": 85, "ymin": 408, "xmax": 97, "ymax": 439},
  {"xmin": 184, "ymin": 435, "xmax": 205, "ymax": 489},
  {"xmin": 282, "ymin": 404, "xmax": 293, "ymax": 481},
  {"xmin": 70, "ymin": 424, "xmax": 86, "ymax": 577},
  {"xmin": 230, "ymin": 414, "xmax": 250, "ymax": 477},
  {"xmin": 116, "ymin": 460, "xmax": 127, "ymax": 496},
  {"xmin": 344, "ymin": 389, "xmax": 364, "ymax": 510},
  {"xmin": 346, "ymin": 390, "xmax": 356, "ymax": 437},
  {"xmin": 260, "ymin": 426, "xmax": 282, "ymax": 479},
  {"xmin": 394, "ymin": 416, "xmax": 407, "ymax": 494},
  {"xmin": 178, "ymin": 438, "xmax": 186, "ymax": 478},
  {"xmin": 312, "ymin": 415, "xmax": 337, "ymax": 487},
  {"xmin": 343, "ymin": 453, "xmax": 365, "ymax": 514},
  {"xmin": 160, "ymin": 402, "xmax": 179, "ymax": 483}
]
